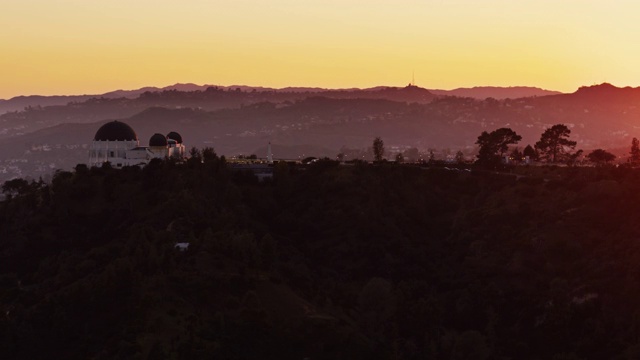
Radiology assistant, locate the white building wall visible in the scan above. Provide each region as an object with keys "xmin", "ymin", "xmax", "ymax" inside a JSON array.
[
  {"xmin": 89, "ymin": 139, "xmax": 185, "ymax": 167},
  {"xmin": 89, "ymin": 140, "xmax": 140, "ymax": 167}
]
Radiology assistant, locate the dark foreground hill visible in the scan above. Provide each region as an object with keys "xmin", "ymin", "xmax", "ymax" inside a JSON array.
[{"xmin": 2, "ymin": 159, "xmax": 640, "ymax": 359}]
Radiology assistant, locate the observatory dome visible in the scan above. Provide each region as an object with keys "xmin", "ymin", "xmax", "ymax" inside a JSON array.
[
  {"xmin": 94, "ymin": 121, "xmax": 138, "ymax": 141},
  {"xmin": 167, "ymin": 131, "xmax": 183, "ymax": 144},
  {"xmin": 149, "ymin": 133, "xmax": 168, "ymax": 147}
]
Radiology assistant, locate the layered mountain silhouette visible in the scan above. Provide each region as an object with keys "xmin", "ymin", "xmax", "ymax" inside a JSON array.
[
  {"xmin": 0, "ymin": 83, "xmax": 561, "ymax": 114},
  {"xmin": 430, "ymin": 86, "xmax": 562, "ymax": 99},
  {"xmin": 551, "ymin": 83, "xmax": 640, "ymax": 104},
  {"xmin": 2, "ymin": 83, "xmax": 640, "ymax": 182}
]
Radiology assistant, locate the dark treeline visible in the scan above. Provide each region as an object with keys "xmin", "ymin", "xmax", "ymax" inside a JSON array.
[{"xmin": 2, "ymin": 156, "xmax": 640, "ymax": 359}]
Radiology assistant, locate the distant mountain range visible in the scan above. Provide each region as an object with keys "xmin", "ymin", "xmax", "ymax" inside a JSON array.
[
  {"xmin": 1, "ymin": 82, "xmax": 640, "ymax": 182},
  {"xmin": 0, "ymin": 83, "xmax": 563, "ymax": 114},
  {"xmin": 429, "ymin": 86, "xmax": 562, "ymax": 99}
]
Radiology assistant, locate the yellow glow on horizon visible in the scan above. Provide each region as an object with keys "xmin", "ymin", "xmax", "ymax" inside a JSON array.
[{"xmin": 2, "ymin": 0, "xmax": 640, "ymax": 98}]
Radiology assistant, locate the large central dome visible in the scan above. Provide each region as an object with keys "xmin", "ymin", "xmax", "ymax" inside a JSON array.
[{"xmin": 94, "ymin": 121, "xmax": 138, "ymax": 141}]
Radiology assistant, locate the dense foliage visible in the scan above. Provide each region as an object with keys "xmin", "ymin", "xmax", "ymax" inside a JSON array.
[
  {"xmin": 475, "ymin": 128, "xmax": 522, "ymax": 165},
  {"xmin": 587, "ymin": 149, "xmax": 616, "ymax": 165},
  {"xmin": 2, "ymin": 157, "xmax": 640, "ymax": 359},
  {"xmin": 535, "ymin": 124, "xmax": 578, "ymax": 163}
]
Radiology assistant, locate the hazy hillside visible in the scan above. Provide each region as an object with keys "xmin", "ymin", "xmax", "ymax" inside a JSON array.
[
  {"xmin": 2, "ymin": 83, "xmax": 640, "ymax": 182},
  {"xmin": 0, "ymin": 86, "xmax": 436, "ymax": 138},
  {"xmin": 2, "ymin": 82, "xmax": 561, "ymax": 114},
  {"xmin": 0, "ymin": 96, "xmax": 476, "ymax": 181},
  {"xmin": 0, "ymin": 95, "xmax": 99, "ymax": 114},
  {"xmin": 0, "ymin": 84, "xmax": 434, "ymax": 115}
]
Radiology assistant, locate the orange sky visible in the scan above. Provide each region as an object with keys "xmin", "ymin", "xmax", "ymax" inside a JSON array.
[{"xmin": 2, "ymin": 0, "xmax": 640, "ymax": 99}]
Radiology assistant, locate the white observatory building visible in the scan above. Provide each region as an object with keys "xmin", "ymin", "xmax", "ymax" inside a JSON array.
[{"xmin": 89, "ymin": 121, "xmax": 186, "ymax": 167}]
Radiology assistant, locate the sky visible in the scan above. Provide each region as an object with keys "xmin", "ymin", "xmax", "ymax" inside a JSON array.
[{"xmin": 2, "ymin": 0, "xmax": 640, "ymax": 99}]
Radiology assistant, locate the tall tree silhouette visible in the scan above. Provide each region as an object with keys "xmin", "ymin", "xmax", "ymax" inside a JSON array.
[
  {"xmin": 475, "ymin": 128, "xmax": 521, "ymax": 165},
  {"xmin": 373, "ymin": 137, "xmax": 385, "ymax": 162},
  {"xmin": 535, "ymin": 124, "xmax": 577, "ymax": 163},
  {"xmin": 523, "ymin": 144, "xmax": 538, "ymax": 161}
]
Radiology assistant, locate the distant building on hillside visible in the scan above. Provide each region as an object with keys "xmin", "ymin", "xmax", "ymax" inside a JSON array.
[{"xmin": 88, "ymin": 121, "xmax": 186, "ymax": 168}]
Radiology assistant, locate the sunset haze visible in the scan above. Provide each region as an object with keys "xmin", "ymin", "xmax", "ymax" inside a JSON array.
[{"xmin": 2, "ymin": 0, "xmax": 639, "ymax": 98}]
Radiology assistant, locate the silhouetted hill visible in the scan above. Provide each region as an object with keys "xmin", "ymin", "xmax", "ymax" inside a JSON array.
[
  {"xmin": 100, "ymin": 86, "xmax": 165, "ymax": 98},
  {"xmin": 0, "ymin": 83, "xmax": 438, "ymax": 115},
  {"xmin": 430, "ymin": 86, "xmax": 562, "ymax": 99},
  {"xmin": 102, "ymin": 83, "xmax": 227, "ymax": 98},
  {"xmin": 279, "ymin": 86, "xmax": 326, "ymax": 92},
  {"xmin": 518, "ymin": 83, "xmax": 640, "ymax": 146},
  {"xmin": 4, "ymin": 161, "xmax": 640, "ymax": 358},
  {"xmin": 0, "ymin": 98, "xmax": 149, "ymax": 139},
  {"xmin": 571, "ymin": 83, "xmax": 640, "ymax": 103},
  {"xmin": 362, "ymin": 85, "xmax": 435, "ymax": 102},
  {"xmin": 0, "ymin": 83, "xmax": 565, "ymax": 116},
  {"xmin": 0, "ymin": 95, "xmax": 99, "ymax": 114},
  {"xmin": 533, "ymin": 83, "xmax": 640, "ymax": 105},
  {"xmin": 0, "ymin": 86, "xmax": 437, "ymax": 139}
]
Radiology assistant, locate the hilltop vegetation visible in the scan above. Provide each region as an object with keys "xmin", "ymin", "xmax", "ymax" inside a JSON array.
[{"xmin": 2, "ymin": 158, "xmax": 640, "ymax": 359}]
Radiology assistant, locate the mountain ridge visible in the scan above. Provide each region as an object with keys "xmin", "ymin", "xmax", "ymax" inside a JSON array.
[
  {"xmin": 0, "ymin": 83, "xmax": 566, "ymax": 114},
  {"xmin": 430, "ymin": 86, "xmax": 563, "ymax": 99},
  {"xmin": 3, "ymin": 82, "xmax": 640, "ymax": 182}
]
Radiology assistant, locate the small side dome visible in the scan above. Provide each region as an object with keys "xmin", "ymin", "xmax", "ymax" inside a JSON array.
[
  {"xmin": 167, "ymin": 131, "xmax": 183, "ymax": 144},
  {"xmin": 94, "ymin": 121, "xmax": 138, "ymax": 141},
  {"xmin": 149, "ymin": 133, "xmax": 168, "ymax": 147}
]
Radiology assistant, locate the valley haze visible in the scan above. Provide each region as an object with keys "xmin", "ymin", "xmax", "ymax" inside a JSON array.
[{"xmin": 0, "ymin": 82, "xmax": 636, "ymax": 182}]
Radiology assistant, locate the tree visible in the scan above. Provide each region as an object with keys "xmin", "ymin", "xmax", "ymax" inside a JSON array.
[
  {"xmin": 187, "ymin": 147, "xmax": 202, "ymax": 167},
  {"xmin": 535, "ymin": 124, "xmax": 577, "ymax": 163},
  {"xmin": 395, "ymin": 153, "xmax": 404, "ymax": 163},
  {"xmin": 373, "ymin": 137, "xmax": 385, "ymax": 162},
  {"xmin": 566, "ymin": 149, "xmax": 584, "ymax": 166},
  {"xmin": 510, "ymin": 147, "xmax": 523, "ymax": 164},
  {"xmin": 202, "ymin": 147, "xmax": 217, "ymax": 162},
  {"xmin": 189, "ymin": 147, "xmax": 200, "ymax": 157},
  {"xmin": 2, "ymin": 178, "xmax": 30, "ymax": 197},
  {"xmin": 523, "ymin": 144, "xmax": 538, "ymax": 161},
  {"xmin": 475, "ymin": 128, "xmax": 522, "ymax": 165},
  {"xmin": 587, "ymin": 149, "xmax": 615, "ymax": 165},
  {"xmin": 455, "ymin": 150, "xmax": 465, "ymax": 164},
  {"xmin": 630, "ymin": 138, "xmax": 640, "ymax": 164}
]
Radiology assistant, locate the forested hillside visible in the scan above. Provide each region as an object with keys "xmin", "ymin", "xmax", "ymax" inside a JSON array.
[{"xmin": 2, "ymin": 158, "xmax": 640, "ymax": 359}]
